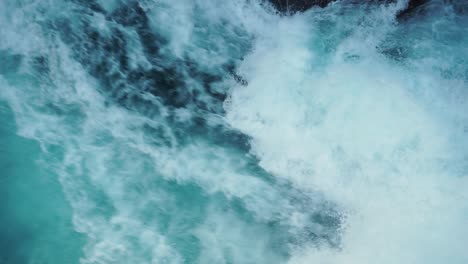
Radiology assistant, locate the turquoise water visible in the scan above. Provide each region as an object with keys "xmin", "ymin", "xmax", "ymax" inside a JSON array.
[
  {"xmin": 0, "ymin": 103, "xmax": 84, "ymax": 264},
  {"xmin": 0, "ymin": 0, "xmax": 467, "ymax": 263}
]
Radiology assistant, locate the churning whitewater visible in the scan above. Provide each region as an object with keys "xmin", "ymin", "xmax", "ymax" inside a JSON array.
[{"xmin": 0, "ymin": 0, "xmax": 467, "ymax": 263}]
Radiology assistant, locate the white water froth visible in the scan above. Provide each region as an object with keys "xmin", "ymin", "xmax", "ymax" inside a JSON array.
[{"xmin": 226, "ymin": 1, "xmax": 468, "ymax": 263}]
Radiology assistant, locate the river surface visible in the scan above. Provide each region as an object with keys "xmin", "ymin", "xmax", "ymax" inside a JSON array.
[{"xmin": 0, "ymin": 0, "xmax": 467, "ymax": 263}]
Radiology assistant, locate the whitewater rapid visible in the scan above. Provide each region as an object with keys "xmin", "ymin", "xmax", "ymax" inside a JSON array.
[{"xmin": 0, "ymin": 0, "xmax": 467, "ymax": 263}]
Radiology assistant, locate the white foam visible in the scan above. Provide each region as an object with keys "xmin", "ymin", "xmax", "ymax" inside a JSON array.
[{"xmin": 226, "ymin": 1, "xmax": 468, "ymax": 263}]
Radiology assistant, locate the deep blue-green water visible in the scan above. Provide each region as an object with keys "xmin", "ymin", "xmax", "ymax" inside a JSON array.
[{"xmin": 0, "ymin": 0, "xmax": 467, "ymax": 263}]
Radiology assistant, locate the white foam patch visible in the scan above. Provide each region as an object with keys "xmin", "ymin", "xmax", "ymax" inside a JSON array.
[{"xmin": 226, "ymin": 1, "xmax": 468, "ymax": 263}]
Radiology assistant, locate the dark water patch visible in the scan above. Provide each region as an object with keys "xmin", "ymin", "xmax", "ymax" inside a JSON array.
[
  {"xmin": 44, "ymin": 0, "xmax": 257, "ymax": 163},
  {"xmin": 71, "ymin": 0, "xmax": 107, "ymax": 15},
  {"xmin": 396, "ymin": 0, "xmax": 428, "ymax": 19},
  {"xmin": 0, "ymin": 51, "xmax": 23, "ymax": 76},
  {"xmin": 267, "ymin": 0, "xmax": 333, "ymax": 14}
]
